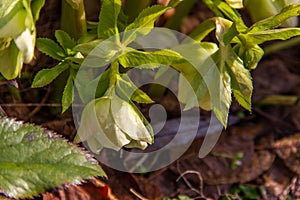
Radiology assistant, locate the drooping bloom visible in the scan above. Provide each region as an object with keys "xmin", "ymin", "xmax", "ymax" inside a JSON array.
[
  {"xmin": 0, "ymin": 0, "xmax": 44, "ymax": 79},
  {"xmin": 76, "ymin": 92, "xmax": 153, "ymax": 153}
]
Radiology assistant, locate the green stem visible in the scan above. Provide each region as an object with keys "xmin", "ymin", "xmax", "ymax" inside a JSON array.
[
  {"xmin": 109, "ymin": 61, "xmax": 120, "ymax": 87},
  {"xmin": 61, "ymin": 0, "xmax": 87, "ymax": 40},
  {"xmin": 263, "ymin": 36, "xmax": 300, "ymax": 56}
]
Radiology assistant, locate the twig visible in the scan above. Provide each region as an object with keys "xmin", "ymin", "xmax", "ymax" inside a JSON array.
[
  {"xmin": 25, "ymin": 87, "xmax": 52, "ymax": 120},
  {"xmin": 129, "ymin": 188, "xmax": 149, "ymax": 200},
  {"xmin": 128, "ymin": 154, "xmax": 149, "ymax": 173},
  {"xmin": 176, "ymin": 162, "xmax": 205, "ymax": 198},
  {"xmin": 252, "ymin": 108, "xmax": 294, "ymax": 129}
]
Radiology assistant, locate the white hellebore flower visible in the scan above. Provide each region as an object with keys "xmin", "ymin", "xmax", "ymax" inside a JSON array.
[
  {"xmin": 0, "ymin": 0, "xmax": 43, "ymax": 79},
  {"xmin": 76, "ymin": 92, "xmax": 154, "ymax": 153}
]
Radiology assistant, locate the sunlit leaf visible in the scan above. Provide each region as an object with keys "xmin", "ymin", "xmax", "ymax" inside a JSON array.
[
  {"xmin": 226, "ymin": 50, "xmax": 252, "ymax": 110},
  {"xmin": 118, "ymin": 48, "xmax": 186, "ymax": 68},
  {"xmin": 97, "ymin": 0, "xmax": 121, "ymax": 40},
  {"xmin": 81, "ymin": 40, "xmax": 122, "ymax": 68},
  {"xmin": 242, "ymin": 28, "xmax": 300, "ymax": 44},
  {"xmin": 73, "ymin": 39, "xmax": 102, "ymax": 55},
  {"xmin": 62, "ymin": 74, "xmax": 74, "ymax": 113},
  {"xmin": 189, "ymin": 18, "xmax": 216, "ymax": 42},
  {"xmin": 173, "ymin": 41, "xmax": 218, "ymax": 110},
  {"xmin": 168, "ymin": 0, "xmax": 184, "ymax": 7},
  {"xmin": 36, "ymin": 38, "xmax": 66, "ymax": 60},
  {"xmin": 204, "ymin": 0, "xmax": 247, "ymax": 32},
  {"xmin": 32, "ymin": 62, "xmax": 69, "ymax": 88},
  {"xmin": 248, "ymin": 4, "xmax": 300, "ymax": 33},
  {"xmin": 122, "ymin": 5, "xmax": 171, "ymax": 45},
  {"xmin": 0, "ymin": 117, "xmax": 105, "ymax": 199},
  {"xmin": 55, "ymin": 30, "xmax": 76, "ymax": 51},
  {"xmin": 211, "ymin": 63, "xmax": 232, "ymax": 128},
  {"xmin": 116, "ymin": 74, "xmax": 153, "ymax": 103}
]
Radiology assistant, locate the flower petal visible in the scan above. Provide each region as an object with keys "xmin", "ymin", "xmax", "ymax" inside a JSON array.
[{"xmin": 111, "ymin": 94, "xmax": 153, "ymax": 143}]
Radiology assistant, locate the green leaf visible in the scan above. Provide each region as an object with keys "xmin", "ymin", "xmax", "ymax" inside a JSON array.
[
  {"xmin": 97, "ymin": 0, "xmax": 121, "ymax": 40},
  {"xmin": 77, "ymin": 33, "xmax": 97, "ymax": 44},
  {"xmin": 118, "ymin": 48, "xmax": 186, "ymax": 68},
  {"xmin": 0, "ymin": 41, "xmax": 22, "ymax": 80},
  {"xmin": 32, "ymin": 62, "xmax": 69, "ymax": 88},
  {"xmin": 168, "ymin": 0, "xmax": 184, "ymax": 7},
  {"xmin": 207, "ymin": 50, "xmax": 232, "ymax": 127},
  {"xmin": 55, "ymin": 30, "xmax": 76, "ymax": 51},
  {"xmin": 30, "ymin": 0, "xmax": 45, "ymax": 22},
  {"xmin": 116, "ymin": 74, "xmax": 153, "ymax": 103},
  {"xmin": 75, "ymin": 68, "xmax": 111, "ymax": 104},
  {"xmin": 177, "ymin": 65, "xmax": 207, "ymax": 110},
  {"xmin": 36, "ymin": 38, "xmax": 66, "ymax": 60},
  {"xmin": 226, "ymin": 51, "xmax": 252, "ymax": 111},
  {"xmin": 0, "ymin": 117, "xmax": 105, "ymax": 199},
  {"xmin": 248, "ymin": 4, "xmax": 300, "ymax": 33},
  {"xmin": 189, "ymin": 17, "xmax": 216, "ymax": 42},
  {"xmin": 74, "ymin": 39, "xmax": 101, "ymax": 55},
  {"xmin": 205, "ymin": 0, "xmax": 247, "ymax": 32},
  {"xmin": 242, "ymin": 28, "xmax": 300, "ymax": 44},
  {"xmin": 223, "ymin": 22, "xmax": 239, "ymax": 45},
  {"xmin": 173, "ymin": 41, "xmax": 218, "ymax": 110},
  {"xmin": 117, "ymin": 8, "xmax": 129, "ymax": 32},
  {"xmin": 212, "ymin": 65, "xmax": 232, "ymax": 128},
  {"xmin": 215, "ymin": 17, "xmax": 234, "ymax": 44},
  {"xmin": 80, "ymin": 40, "xmax": 122, "ymax": 68},
  {"xmin": 122, "ymin": 5, "xmax": 171, "ymax": 45},
  {"xmin": 62, "ymin": 74, "xmax": 74, "ymax": 113}
]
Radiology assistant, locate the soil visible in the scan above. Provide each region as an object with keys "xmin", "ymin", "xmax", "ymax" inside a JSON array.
[{"xmin": 0, "ymin": 0, "xmax": 299, "ymax": 199}]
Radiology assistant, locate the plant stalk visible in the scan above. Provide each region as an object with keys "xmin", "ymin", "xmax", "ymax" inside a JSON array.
[
  {"xmin": 61, "ymin": 0, "xmax": 87, "ymax": 40},
  {"xmin": 263, "ymin": 36, "xmax": 300, "ymax": 56}
]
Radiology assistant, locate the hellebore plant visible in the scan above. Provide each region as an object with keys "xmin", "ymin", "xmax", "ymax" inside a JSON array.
[
  {"xmin": 2, "ymin": 0, "xmax": 300, "ymax": 163},
  {"xmin": 1, "ymin": 0, "xmax": 300, "ymax": 198},
  {"xmin": 32, "ymin": 0, "xmax": 300, "ymax": 152}
]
